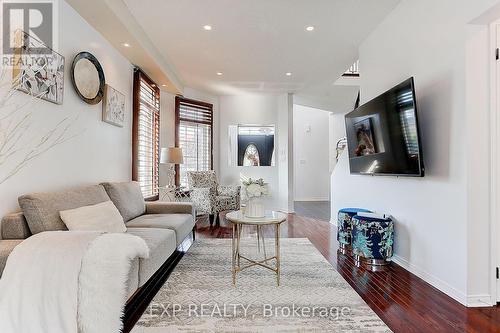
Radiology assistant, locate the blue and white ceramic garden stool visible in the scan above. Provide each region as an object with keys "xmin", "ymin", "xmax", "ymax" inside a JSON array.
[
  {"xmin": 351, "ymin": 215, "xmax": 394, "ymax": 268},
  {"xmin": 337, "ymin": 208, "xmax": 372, "ymax": 255}
]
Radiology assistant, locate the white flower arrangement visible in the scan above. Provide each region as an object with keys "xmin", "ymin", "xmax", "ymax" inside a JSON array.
[{"xmin": 242, "ymin": 178, "xmax": 269, "ymax": 198}]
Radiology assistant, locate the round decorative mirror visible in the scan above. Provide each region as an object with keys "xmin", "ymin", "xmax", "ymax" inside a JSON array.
[{"xmin": 70, "ymin": 52, "xmax": 105, "ymax": 104}]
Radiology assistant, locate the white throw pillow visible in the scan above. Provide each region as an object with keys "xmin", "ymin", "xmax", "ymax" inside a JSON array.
[{"xmin": 60, "ymin": 201, "xmax": 126, "ymax": 233}]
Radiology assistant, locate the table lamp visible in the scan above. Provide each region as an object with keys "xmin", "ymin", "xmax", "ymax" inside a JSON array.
[{"xmin": 160, "ymin": 147, "xmax": 184, "ymax": 187}]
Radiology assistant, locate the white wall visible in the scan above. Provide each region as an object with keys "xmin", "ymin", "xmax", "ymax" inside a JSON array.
[
  {"xmin": 219, "ymin": 94, "xmax": 292, "ymax": 212},
  {"xmin": 0, "ymin": 0, "xmax": 133, "ymax": 220},
  {"xmin": 293, "ymin": 105, "xmax": 330, "ymax": 201},
  {"xmin": 331, "ymin": 0, "xmax": 498, "ymax": 306}
]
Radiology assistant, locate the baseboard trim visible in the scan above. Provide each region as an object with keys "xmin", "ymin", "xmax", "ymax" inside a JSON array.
[
  {"xmin": 391, "ymin": 254, "xmax": 468, "ymax": 306},
  {"xmin": 466, "ymin": 294, "xmax": 495, "ymax": 307}
]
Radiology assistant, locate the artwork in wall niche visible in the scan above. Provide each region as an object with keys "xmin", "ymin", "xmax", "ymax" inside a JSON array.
[
  {"xmin": 12, "ymin": 30, "xmax": 65, "ymax": 105},
  {"xmin": 102, "ymin": 84, "xmax": 125, "ymax": 127},
  {"xmin": 228, "ymin": 125, "xmax": 275, "ymax": 167},
  {"xmin": 70, "ymin": 51, "xmax": 105, "ymax": 105}
]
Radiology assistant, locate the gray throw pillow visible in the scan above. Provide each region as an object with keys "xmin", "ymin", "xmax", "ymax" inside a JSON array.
[{"xmin": 100, "ymin": 181, "xmax": 146, "ymax": 222}]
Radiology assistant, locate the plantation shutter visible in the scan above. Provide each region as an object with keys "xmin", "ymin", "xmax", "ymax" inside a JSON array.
[
  {"xmin": 133, "ymin": 69, "xmax": 160, "ymax": 199},
  {"xmin": 175, "ymin": 97, "xmax": 213, "ymax": 187}
]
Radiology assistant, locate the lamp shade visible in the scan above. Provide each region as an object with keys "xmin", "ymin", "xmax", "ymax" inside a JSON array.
[{"xmin": 160, "ymin": 147, "xmax": 184, "ymax": 164}]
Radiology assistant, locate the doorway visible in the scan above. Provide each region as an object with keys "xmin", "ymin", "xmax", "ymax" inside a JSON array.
[{"xmin": 292, "ymin": 104, "xmax": 331, "ymax": 221}]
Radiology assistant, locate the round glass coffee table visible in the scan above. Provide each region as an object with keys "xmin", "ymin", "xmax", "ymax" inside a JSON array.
[{"xmin": 226, "ymin": 210, "xmax": 287, "ymax": 286}]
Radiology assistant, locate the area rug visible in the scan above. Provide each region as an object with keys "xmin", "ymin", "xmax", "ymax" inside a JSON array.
[{"xmin": 132, "ymin": 238, "xmax": 391, "ymax": 333}]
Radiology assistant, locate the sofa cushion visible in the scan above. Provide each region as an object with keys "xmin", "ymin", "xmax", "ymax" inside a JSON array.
[
  {"xmin": 1, "ymin": 212, "xmax": 31, "ymax": 239},
  {"xmin": 127, "ymin": 214, "xmax": 195, "ymax": 246},
  {"xmin": 18, "ymin": 185, "xmax": 111, "ymax": 234},
  {"xmin": 145, "ymin": 202, "xmax": 194, "ymax": 215},
  {"xmin": 0, "ymin": 240, "xmax": 23, "ymax": 278},
  {"xmin": 126, "ymin": 228, "xmax": 176, "ymax": 285},
  {"xmin": 101, "ymin": 182, "xmax": 145, "ymax": 222},
  {"xmin": 60, "ymin": 201, "xmax": 126, "ymax": 233}
]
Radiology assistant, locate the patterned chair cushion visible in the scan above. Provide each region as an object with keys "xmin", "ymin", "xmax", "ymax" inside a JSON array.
[
  {"xmin": 216, "ymin": 195, "xmax": 239, "ymax": 211},
  {"xmin": 187, "ymin": 171, "xmax": 217, "ymax": 189},
  {"xmin": 190, "ymin": 187, "xmax": 216, "ymax": 215}
]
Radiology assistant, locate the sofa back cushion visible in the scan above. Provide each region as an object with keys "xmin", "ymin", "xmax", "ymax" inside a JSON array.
[
  {"xmin": 18, "ymin": 185, "xmax": 111, "ymax": 234},
  {"xmin": 101, "ymin": 181, "xmax": 145, "ymax": 222}
]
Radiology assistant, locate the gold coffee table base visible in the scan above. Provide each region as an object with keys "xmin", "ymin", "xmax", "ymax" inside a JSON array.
[{"xmin": 227, "ymin": 211, "xmax": 287, "ymax": 286}]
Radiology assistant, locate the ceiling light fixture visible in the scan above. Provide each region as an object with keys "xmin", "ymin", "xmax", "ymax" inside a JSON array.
[
  {"xmin": 203, "ymin": 25, "xmax": 213, "ymax": 31},
  {"xmin": 217, "ymin": 72, "xmax": 223, "ymax": 76},
  {"xmin": 306, "ymin": 26, "xmax": 315, "ymax": 32},
  {"xmin": 286, "ymin": 72, "xmax": 292, "ymax": 76},
  {"xmin": 122, "ymin": 43, "xmax": 131, "ymax": 47},
  {"xmin": 161, "ymin": 84, "xmax": 167, "ymax": 87}
]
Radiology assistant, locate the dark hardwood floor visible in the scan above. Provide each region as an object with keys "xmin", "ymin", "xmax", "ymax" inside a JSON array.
[{"xmin": 194, "ymin": 213, "xmax": 500, "ymax": 333}]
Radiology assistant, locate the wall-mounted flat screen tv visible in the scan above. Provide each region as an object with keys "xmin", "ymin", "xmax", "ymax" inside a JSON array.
[{"xmin": 345, "ymin": 77, "xmax": 424, "ymax": 176}]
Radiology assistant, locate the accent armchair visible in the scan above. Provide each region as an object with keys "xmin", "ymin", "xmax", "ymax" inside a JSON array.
[{"xmin": 187, "ymin": 170, "xmax": 241, "ymax": 225}]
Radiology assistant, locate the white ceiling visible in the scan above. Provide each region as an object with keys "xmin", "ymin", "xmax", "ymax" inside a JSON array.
[{"xmin": 123, "ymin": 0, "xmax": 399, "ymax": 103}]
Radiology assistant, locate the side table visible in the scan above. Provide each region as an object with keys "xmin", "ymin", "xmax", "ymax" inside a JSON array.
[
  {"xmin": 225, "ymin": 210, "xmax": 287, "ymax": 286},
  {"xmin": 160, "ymin": 186, "xmax": 191, "ymax": 202}
]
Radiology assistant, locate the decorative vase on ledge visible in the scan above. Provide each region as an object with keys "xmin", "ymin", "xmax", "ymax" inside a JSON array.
[
  {"xmin": 245, "ymin": 197, "xmax": 265, "ymax": 218},
  {"xmin": 242, "ymin": 177, "xmax": 269, "ymax": 218}
]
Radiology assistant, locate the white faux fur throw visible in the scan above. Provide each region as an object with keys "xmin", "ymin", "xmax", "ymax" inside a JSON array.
[
  {"xmin": 78, "ymin": 233, "xmax": 149, "ymax": 333},
  {"xmin": 0, "ymin": 231, "xmax": 149, "ymax": 333}
]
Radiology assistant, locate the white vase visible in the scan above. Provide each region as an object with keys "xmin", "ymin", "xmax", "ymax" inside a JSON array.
[{"xmin": 245, "ymin": 197, "xmax": 265, "ymax": 218}]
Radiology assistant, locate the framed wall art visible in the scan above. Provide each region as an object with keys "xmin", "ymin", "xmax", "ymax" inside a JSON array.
[{"xmin": 102, "ymin": 84, "xmax": 125, "ymax": 127}]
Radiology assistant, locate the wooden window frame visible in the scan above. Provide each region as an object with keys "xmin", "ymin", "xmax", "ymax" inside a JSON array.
[
  {"xmin": 132, "ymin": 69, "xmax": 160, "ymax": 201},
  {"xmin": 175, "ymin": 96, "xmax": 214, "ymax": 186}
]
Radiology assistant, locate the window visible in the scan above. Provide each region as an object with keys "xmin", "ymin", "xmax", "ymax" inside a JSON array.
[
  {"xmin": 132, "ymin": 69, "xmax": 160, "ymax": 199},
  {"xmin": 175, "ymin": 96, "xmax": 213, "ymax": 187}
]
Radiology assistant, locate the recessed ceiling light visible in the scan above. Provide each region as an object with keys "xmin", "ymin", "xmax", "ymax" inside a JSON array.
[
  {"xmin": 161, "ymin": 84, "xmax": 167, "ymax": 87},
  {"xmin": 203, "ymin": 25, "xmax": 213, "ymax": 31},
  {"xmin": 286, "ymin": 72, "xmax": 292, "ymax": 76},
  {"xmin": 216, "ymin": 72, "xmax": 223, "ymax": 76},
  {"xmin": 306, "ymin": 26, "xmax": 315, "ymax": 32},
  {"xmin": 122, "ymin": 43, "xmax": 131, "ymax": 47}
]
